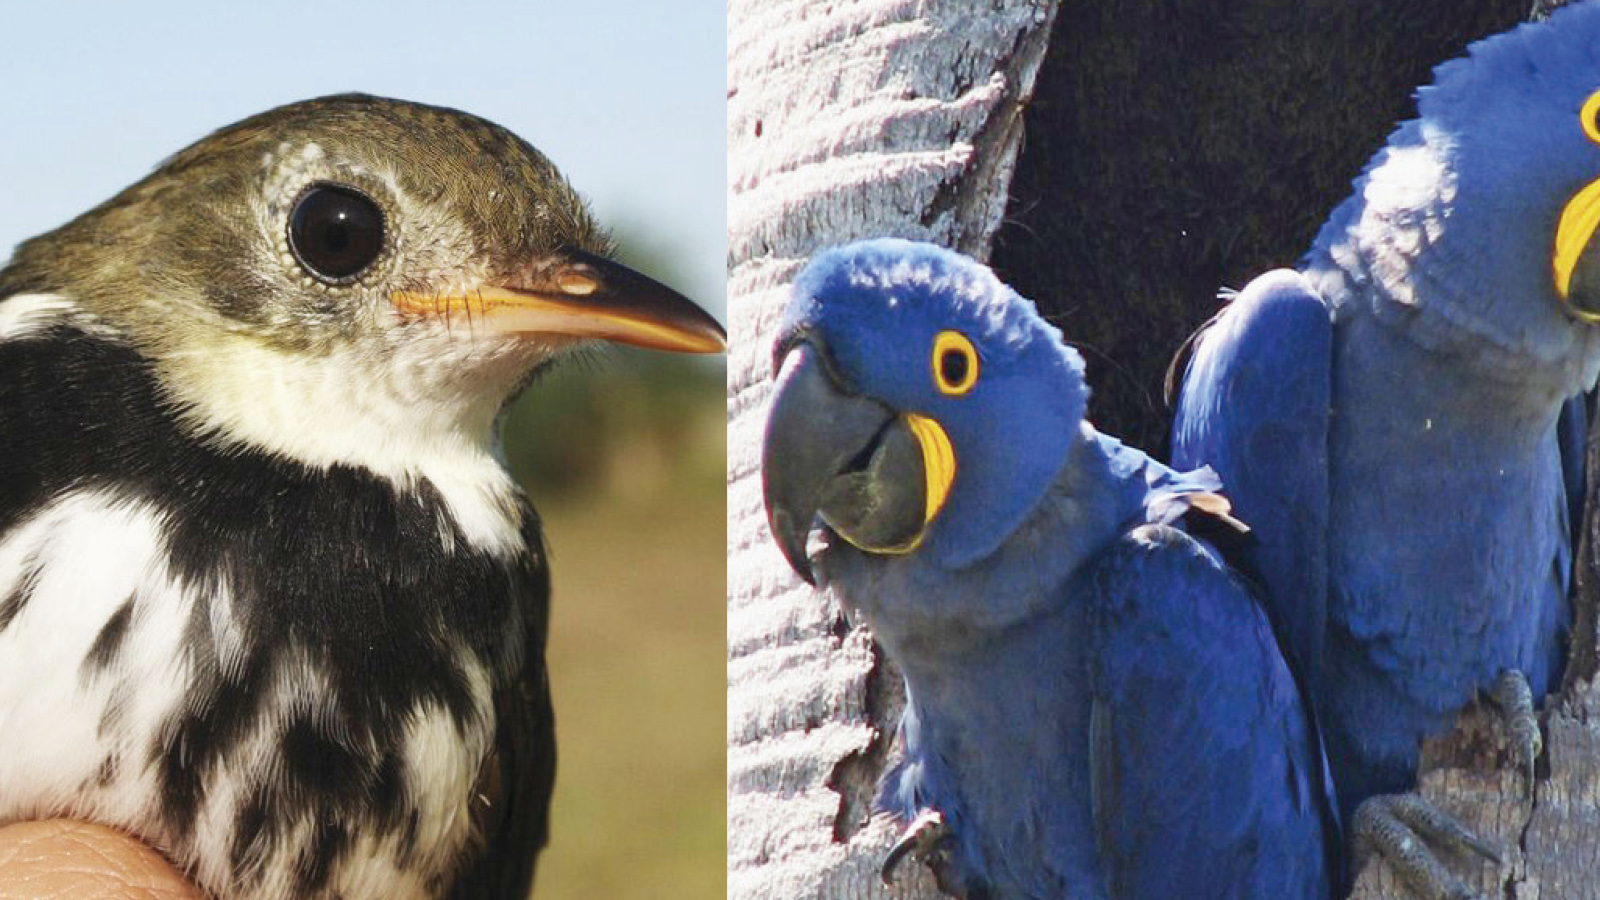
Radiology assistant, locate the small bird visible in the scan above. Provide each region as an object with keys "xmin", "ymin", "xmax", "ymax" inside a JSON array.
[
  {"xmin": 0, "ymin": 94, "xmax": 724, "ymax": 899},
  {"xmin": 1169, "ymin": 7, "xmax": 1600, "ymax": 897},
  {"xmin": 762, "ymin": 239, "xmax": 1337, "ymax": 900}
]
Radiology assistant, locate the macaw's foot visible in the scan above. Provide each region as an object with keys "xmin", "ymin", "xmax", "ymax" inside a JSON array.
[
  {"xmin": 1352, "ymin": 794, "xmax": 1501, "ymax": 900},
  {"xmin": 881, "ymin": 809, "xmax": 988, "ymax": 899},
  {"xmin": 1487, "ymin": 668, "xmax": 1542, "ymax": 792}
]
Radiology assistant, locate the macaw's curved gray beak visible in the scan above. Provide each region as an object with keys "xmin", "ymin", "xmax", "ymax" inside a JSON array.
[{"xmin": 760, "ymin": 342, "xmax": 934, "ymax": 584}]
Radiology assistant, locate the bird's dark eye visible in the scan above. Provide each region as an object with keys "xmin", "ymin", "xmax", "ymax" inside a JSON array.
[
  {"xmin": 288, "ymin": 183, "xmax": 385, "ymax": 283},
  {"xmin": 941, "ymin": 348, "xmax": 969, "ymax": 384},
  {"xmin": 931, "ymin": 330, "xmax": 979, "ymax": 396}
]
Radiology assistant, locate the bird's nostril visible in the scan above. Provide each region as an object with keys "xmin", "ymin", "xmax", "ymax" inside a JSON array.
[{"xmin": 557, "ymin": 269, "xmax": 599, "ymax": 296}]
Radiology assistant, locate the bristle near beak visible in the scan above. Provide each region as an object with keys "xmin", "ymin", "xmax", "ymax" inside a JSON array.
[{"xmin": 393, "ymin": 248, "xmax": 726, "ymax": 353}]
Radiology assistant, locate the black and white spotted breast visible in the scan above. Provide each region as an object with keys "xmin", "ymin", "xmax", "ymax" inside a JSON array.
[{"xmin": 0, "ymin": 311, "xmax": 552, "ymax": 899}]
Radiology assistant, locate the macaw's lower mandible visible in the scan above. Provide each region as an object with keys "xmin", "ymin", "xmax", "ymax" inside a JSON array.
[{"xmin": 762, "ymin": 238, "xmax": 1339, "ymax": 900}]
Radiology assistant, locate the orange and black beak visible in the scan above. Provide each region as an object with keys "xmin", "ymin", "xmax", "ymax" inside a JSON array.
[{"xmin": 394, "ymin": 247, "xmax": 726, "ymax": 353}]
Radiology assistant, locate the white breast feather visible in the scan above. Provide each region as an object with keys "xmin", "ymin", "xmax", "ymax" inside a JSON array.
[
  {"xmin": 0, "ymin": 488, "xmax": 498, "ymax": 899},
  {"xmin": 0, "ymin": 490, "xmax": 193, "ymax": 826}
]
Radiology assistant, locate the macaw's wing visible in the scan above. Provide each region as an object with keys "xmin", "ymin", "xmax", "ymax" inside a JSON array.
[
  {"xmin": 1085, "ymin": 526, "xmax": 1338, "ymax": 900},
  {"xmin": 1170, "ymin": 270, "xmax": 1333, "ymax": 694}
]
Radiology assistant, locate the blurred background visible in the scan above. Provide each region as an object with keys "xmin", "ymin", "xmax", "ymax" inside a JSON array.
[{"xmin": 0, "ymin": 3, "xmax": 724, "ymax": 897}]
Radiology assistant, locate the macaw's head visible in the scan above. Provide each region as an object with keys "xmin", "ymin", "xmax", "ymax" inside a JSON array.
[
  {"xmin": 761, "ymin": 239, "xmax": 1085, "ymax": 581},
  {"xmin": 1320, "ymin": 2, "xmax": 1600, "ymax": 387}
]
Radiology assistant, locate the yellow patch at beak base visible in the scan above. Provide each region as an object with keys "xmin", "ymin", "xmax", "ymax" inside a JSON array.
[
  {"xmin": 905, "ymin": 413, "xmax": 956, "ymax": 526},
  {"xmin": 1553, "ymin": 177, "xmax": 1600, "ymax": 318}
]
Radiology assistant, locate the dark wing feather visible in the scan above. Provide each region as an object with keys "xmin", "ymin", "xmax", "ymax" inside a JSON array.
[
  {"xmin": 450, "ymin": 664, "xmax": 555, "ymax": 900},
  {"xmin": 449, "ymin": 525, "xmax": 556, "ymax": 900},
  {"xmin": 1085, "ymin": 525, "xmax": 1337, "ymax": 900}
]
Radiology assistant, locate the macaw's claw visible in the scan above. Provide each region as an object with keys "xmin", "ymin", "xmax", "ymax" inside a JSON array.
[
  {"xmin": 881, "ymin": 809, "xmax": 991, "ymax": 899},
  {"xmin": 1352, "ymin": 793, "xmax": 1501, "ymax": 900},
  {"xmin": 1488, "ymin": 668, "xmax": 1542, "ymax": 793},
  {"xmin": 882, "ymin": 809, "xmax": 953, "ymax": 886}
]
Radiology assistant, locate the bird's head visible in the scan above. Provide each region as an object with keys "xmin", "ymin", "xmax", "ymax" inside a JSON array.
[
  {"xmin": 761, "ymin": 239, "xmax": 1084, "ymax": 582},
  {"xmin": 1318, "ymin": 2, "xmax": 1600, "ymax": 387},
  {"xmin": 0, "ymin": 93, "xmax": 724, "ymax": 472}
]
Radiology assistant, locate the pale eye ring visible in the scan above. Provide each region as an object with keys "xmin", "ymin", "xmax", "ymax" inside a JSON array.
[
  {"xmin": 1581, "ymin": 87, "xmax": 1600, "ymax": 146},
  {"xmin": 932, "ymin": 330, "xmax": 979, "ymax": 395}
]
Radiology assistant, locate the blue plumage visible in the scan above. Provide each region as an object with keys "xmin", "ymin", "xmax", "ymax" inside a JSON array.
[
  {"xmin": 1172, "ymin": 4, "xmax": 1600, "ymax": 827},
  {"xmin": 764, "ymin": 239, "xmax": 1337, "ymax": 899}
]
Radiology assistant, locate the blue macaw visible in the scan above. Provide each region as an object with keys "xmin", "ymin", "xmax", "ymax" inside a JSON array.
[
  {"xmin": 761, "ymin": 239, "xmax": 1338, "ymax": 900},
  {"xmin": 1170, "ymin": 6, "xmax": 1600, "ymax": 896}
]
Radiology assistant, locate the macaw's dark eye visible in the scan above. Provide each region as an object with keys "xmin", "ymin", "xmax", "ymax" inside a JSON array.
[
  {"xmin": 941, "ymin": 348, "xmax": 969, "ymax": 385},
  {"xmin": 288, "ymin": 183, "xmax": 385, "ymax": 283},
  {"xmin": 932, "ymin": 330, "xmax": 979, "ymax": 396}
]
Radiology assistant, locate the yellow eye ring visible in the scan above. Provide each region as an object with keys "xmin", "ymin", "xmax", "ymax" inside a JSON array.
[
  {"xmin": 1581, "ymin": 87, "xmax": 1600, "ymax": 146},
  {"xmin": 932, "ymin": 330, "xmax": 979, "ymax": 396}
]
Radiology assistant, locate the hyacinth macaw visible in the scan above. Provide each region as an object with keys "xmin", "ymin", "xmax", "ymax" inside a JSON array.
[
  {"xmin": 1171, "ymin": 7, "xmax": 1600, "ymax": 897},
  {"xmin": 762, "ymin": 239, "xmax": 1338, "ymax": 900}
]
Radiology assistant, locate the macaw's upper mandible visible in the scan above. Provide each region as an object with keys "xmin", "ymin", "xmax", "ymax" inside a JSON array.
[{"xmin": 764, "ymin": 239, "xmax": 1338, "ymax": 900}]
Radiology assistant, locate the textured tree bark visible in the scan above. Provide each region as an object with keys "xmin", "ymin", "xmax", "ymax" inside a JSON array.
[{"xmin": 728, "ymin": 1, "xmax": 1600, "ymax": 898}]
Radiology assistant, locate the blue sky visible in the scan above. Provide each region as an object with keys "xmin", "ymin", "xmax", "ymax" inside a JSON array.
[{"xmin": 0, "ymin": 1, "xmax": 725, "ymax": 318}]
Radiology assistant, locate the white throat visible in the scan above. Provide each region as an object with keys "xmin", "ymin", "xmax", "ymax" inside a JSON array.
[{"xmin": 157, "ymin": 332, "xmax": 530, "ymax": 557}]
